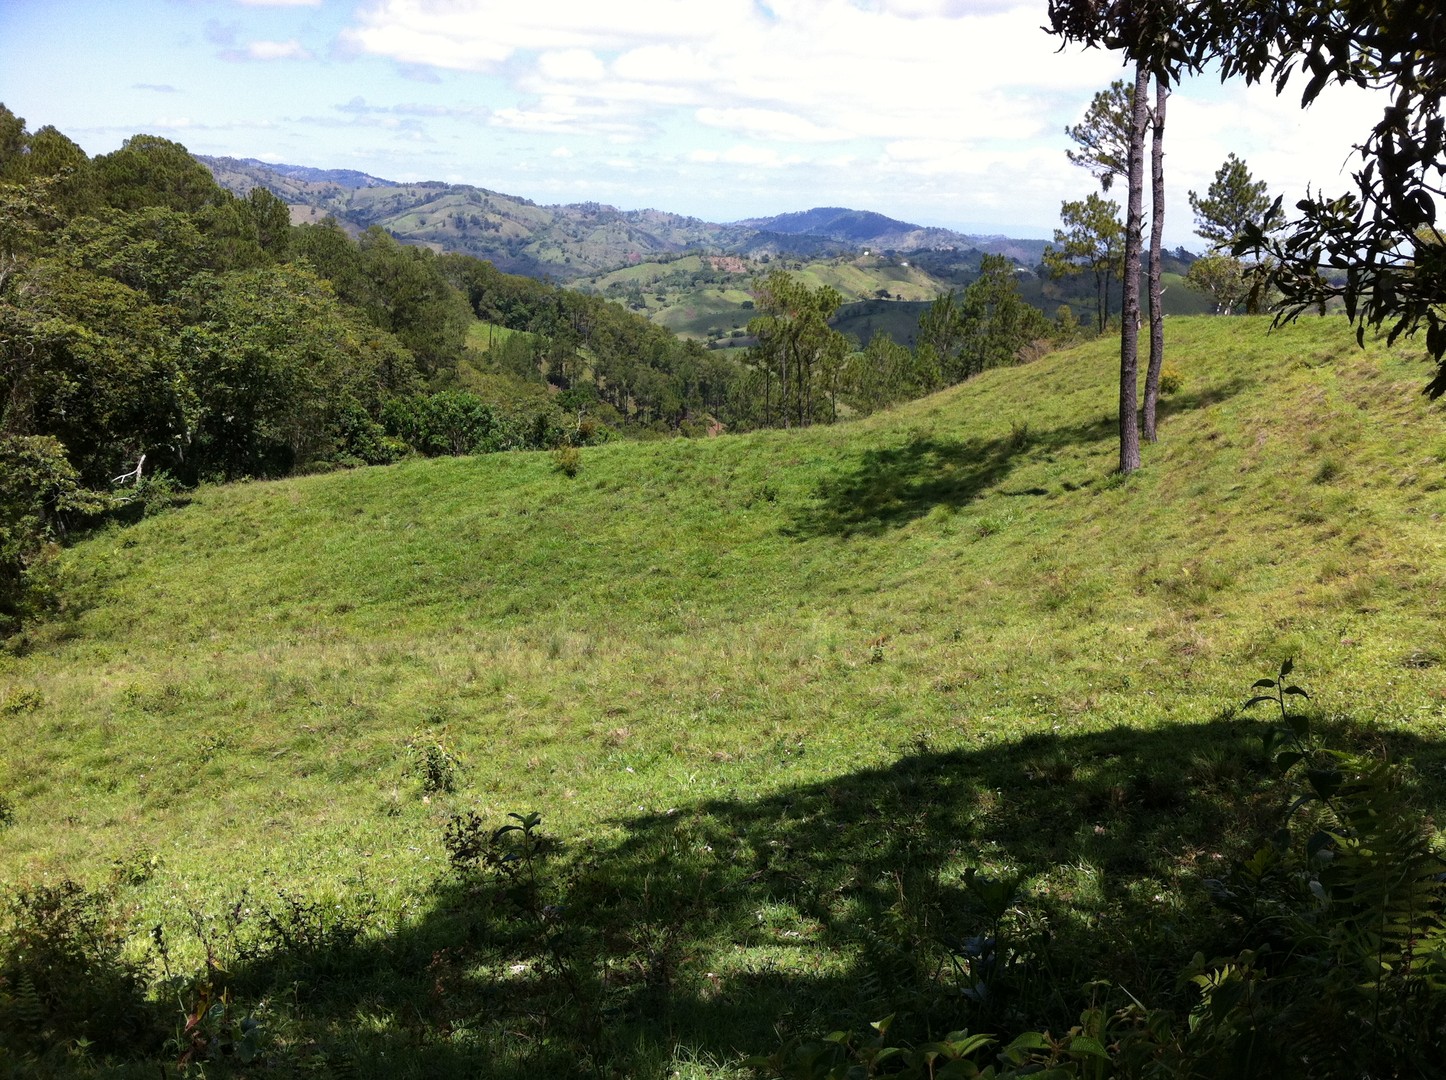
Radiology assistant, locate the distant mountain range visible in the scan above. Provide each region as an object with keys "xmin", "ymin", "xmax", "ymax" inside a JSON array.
[{"xmin": 198, "ymin": 156, "xmax": 1050, "ymax": 280}]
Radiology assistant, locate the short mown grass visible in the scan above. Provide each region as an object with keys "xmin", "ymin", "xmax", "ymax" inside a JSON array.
[{"xmin": 3, "ymin": 315, "xmax": 1446, "ymax": 1075}]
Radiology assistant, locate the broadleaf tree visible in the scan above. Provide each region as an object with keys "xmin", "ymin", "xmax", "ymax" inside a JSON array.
[{"xmin": 1185, "ymin": 252, "xmax": 1251, "ymax": 314}]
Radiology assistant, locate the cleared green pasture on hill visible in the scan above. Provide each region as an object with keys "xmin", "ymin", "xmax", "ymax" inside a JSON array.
[
  {"xmin": 578, "ymin": 254, "xmax": 952, "ymax": 339},
  {"xmin": 7, "ymin": 312, "xmax": 1446, "ymax": 894},
  {"xmin": 463, "ymin": 320, "xmax": 519, "ymax": 355},
  {"xmin": 654, "ymin": 291, "xmax": 757, "ymax": 336},
  {"xmin": 790, "ymin": 258, "xmax": 940, "ymax": 301},
  {"xmin": 5, "ymin": 316, "xmax": 1446, "ymax": 1074}
]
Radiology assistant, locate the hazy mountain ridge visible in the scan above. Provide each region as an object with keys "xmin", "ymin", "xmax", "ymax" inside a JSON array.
[
  {"xmin": 207, "ymin": 157, "xmax": 397, "ymax": 189},
  {"xmin": 197, "ymin": 155, "xmax": 1050, "ymax": 278}
]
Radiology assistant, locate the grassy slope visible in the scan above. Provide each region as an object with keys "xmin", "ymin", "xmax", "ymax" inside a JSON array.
[
  {"xmin": 4, "ymin": 316, "xmax": 1446, "ymax": 1069},
  {"xmin": 7, "ymin": 314, "xmax": 1446, "ymax": 877}
]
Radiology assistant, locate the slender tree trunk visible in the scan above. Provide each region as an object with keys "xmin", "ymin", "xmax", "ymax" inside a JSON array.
[
  {"xmin": 1119, "ymin": 60, "xmax": 1149, "ymax": 475},
  {"xmin": 780, "ymin": 335, "xmax": 790, "ymax": 429},
  {"xmin": 803, "ymin": 350, "xmax": 813, "ymax": 426},
  {"xmin": 763, "ymin": 357, "xmax": 773, "ymax": 427},
  {"xmin": 1143, "ymin": 75, "xmax": 1168, "ymax": 443}
]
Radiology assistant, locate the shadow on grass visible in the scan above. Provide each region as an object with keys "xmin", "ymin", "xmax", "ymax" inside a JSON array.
[
  {"xmin": 1155, "ymin": 376, "xmax": 1252, "ymax": 422},
  {"xmin": 787, "ymin": 376, "xmax": 1251, "ymax": 539},
  {"xmin": 786, "ymin": 417, "xmax": 1113, "ymax": 538},
  {"xmin": 206, "ymin": 712, "xmax": 1446, "ymax": 1079}
]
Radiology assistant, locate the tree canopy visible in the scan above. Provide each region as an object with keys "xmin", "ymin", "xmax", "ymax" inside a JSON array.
[
  {"xmin": 746, "ymin": 271, "xmax": 849, "ymax": 428},
  {"xmin": 1043, "ymin": 193, "xmax": 1124, "ymax": 334},
  {"xmin": 1189, "ymin": 153, "xmax": 1273, "ymax": 252},
  {"xmin": 1065, "ymin": 79, "xmax": 1134, "ymax": 191}
]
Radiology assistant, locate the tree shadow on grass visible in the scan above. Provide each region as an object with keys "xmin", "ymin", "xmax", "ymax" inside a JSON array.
[
  {"xmin": 788, "ymin": 375, "xmax": 1251, "ymax": 539},
  {"xmin": 1155, "ymin": 376, "xmax": 1252, "ymax": 422},
  {"xmin": 786, "ymin": 417, "xmax": 1113, "ymax": 538},
  {"xmin": 206, "ymin": 710, "xmax": 1446, "ymax": 1078}
]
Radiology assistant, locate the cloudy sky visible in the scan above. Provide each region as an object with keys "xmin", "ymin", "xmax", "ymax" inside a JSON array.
[{"xmin": 0, "ymin": 0, "xmax": 1390, "ymax": 247}]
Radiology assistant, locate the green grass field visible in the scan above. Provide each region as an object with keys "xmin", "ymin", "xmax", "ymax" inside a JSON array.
[
  {"xmin": 463, "ymin": 320, "xmax": 520, "ymax": 355},
  {"xmin": 5, "ymin": 316, "xmax": 1446, "ymax": 1076}
]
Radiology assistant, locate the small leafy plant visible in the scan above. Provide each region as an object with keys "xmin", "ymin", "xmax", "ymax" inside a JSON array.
[
  {"xmin": 408, "ymin": 732, "xmax": 461, "ymax": 794},
  {"xmin": 0, "ymin": 880, "xmax": 156, "ymax": 1054},
  {"xmin": 1198, "ymin": 659, "xmax": 1446, "ymax": 1076},
  {"xmin": 554, "ymin": 444, "xmax": 582, "ymax": 477}
]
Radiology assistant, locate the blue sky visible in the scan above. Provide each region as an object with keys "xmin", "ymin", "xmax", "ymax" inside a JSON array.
[{"xmin": 0, "ymin": 0, "xmax": 1390, "ymax": 248}]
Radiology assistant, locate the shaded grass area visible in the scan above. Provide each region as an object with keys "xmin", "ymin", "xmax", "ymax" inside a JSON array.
[
  {"xmin": 42, "ymin": 712, "xmax": 1446, "ymax": 1077},
  {"xmin": 4, "ymin": 316, "xmax": 1446, "ymax": 1073}
]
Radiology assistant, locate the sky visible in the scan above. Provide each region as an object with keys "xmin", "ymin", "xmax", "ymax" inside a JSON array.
[{"xmin": 0, "ymin": 0, "xmax": 1392, "ymax": 249}]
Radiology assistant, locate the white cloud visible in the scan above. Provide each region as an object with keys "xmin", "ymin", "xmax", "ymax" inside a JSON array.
[
  {"xmin": 236, "ymin": 0, "xmax": 321, "ymax": 6},
  {"xmin": 696, "ymin": 107, "xmax": 850, "ymax": 143},
  {"xmin": 490, "ymin": 99, "xmax": 644, "ymax": 138},
  {"xmin": 612, "ymin": 44, "xmax": 716, "ymax": 85},
  {"xmin": 339, "ymin": 0, "xmax": 740, "ymax": 71},
  {"xmin": 339, "ymin": 0, "xmax": 1125, "ymax": 155},
  {"xmin": 240, "ymin": 39, "xmax": 315, "ymax": 61},
  {"xmin": 690, "ymin": 144, "xmax": 798, "ymax": 168},
  {"xmin": 323, "ymin": 0, "xmax": 1386, "ymax": 240},
  {"xmin": 537, "ymin": 49, "xmax": 607, "ymax": 82}
]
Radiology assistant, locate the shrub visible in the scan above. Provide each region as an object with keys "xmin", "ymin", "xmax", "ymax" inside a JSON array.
[
  {"xmin": 553, "ymin": 445, "xmax": 582, "ymax": 477},
  {"xmin": 0, "ymin": 880, "xmax": 157, "ymax": 1054},
  {"xmin": 1159, "ymin": 364, "xmax": 1183, "ymax": 394},
  {"xmin": 0, "ymin": 435, "xmax": 111, "ymax": 636},
  {"xmin": 111, "ymin": 471, "xmax": 191, "ymax": 524},
  {"xmin": 383, "ymin": 390, "xmax": 506, "ymax": 457}
]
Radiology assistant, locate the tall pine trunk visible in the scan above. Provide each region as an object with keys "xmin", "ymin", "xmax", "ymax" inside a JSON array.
[
  {"xmin": 1118, "ymin": 60, "xmax": 1149, "ymax": 475},
  {"xmin": 1143, "ymin": 75, "xmax": 1168, "ymax": 443}
]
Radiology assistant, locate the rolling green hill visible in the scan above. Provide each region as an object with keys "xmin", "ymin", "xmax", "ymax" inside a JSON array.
[
  {"xmin": 581, "ymin": 249, "xmax": 1213, "ymax": 352},
  {"xmin": 5, "ymin": 316, "xmax": 1445, "ymax": 1076},
  {"xmin": 200, "ymin": 157, "xmax": 1216, "ymax": 352},
  {"xmin": 577, "ymin": 252, "xmax": 954, "ymax": 344}
]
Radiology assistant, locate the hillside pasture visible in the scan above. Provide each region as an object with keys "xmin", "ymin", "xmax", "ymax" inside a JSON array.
[{"xmin": 4, "ymin": 317, "xmax": 1446, "ymax": 1076}]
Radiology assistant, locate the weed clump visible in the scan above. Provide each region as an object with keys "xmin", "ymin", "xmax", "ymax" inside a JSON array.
[{"xmin": 554, "ymin": 444, "xmax": 582, "ymax": 477}]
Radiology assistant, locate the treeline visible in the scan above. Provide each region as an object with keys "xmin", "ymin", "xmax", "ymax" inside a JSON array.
[
  {"xmin": 438, "ymin": 256, "xmax": 738, "ymax": 428},
  {"xmin": 735, "ymin": 256, "xmax": 1062, "ymax": 427}
]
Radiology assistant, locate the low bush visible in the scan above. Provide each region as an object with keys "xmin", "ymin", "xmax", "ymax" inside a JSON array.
[{"xmin": 0, "ymin": 880, "xmax": 157, "ymax": 1056}]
